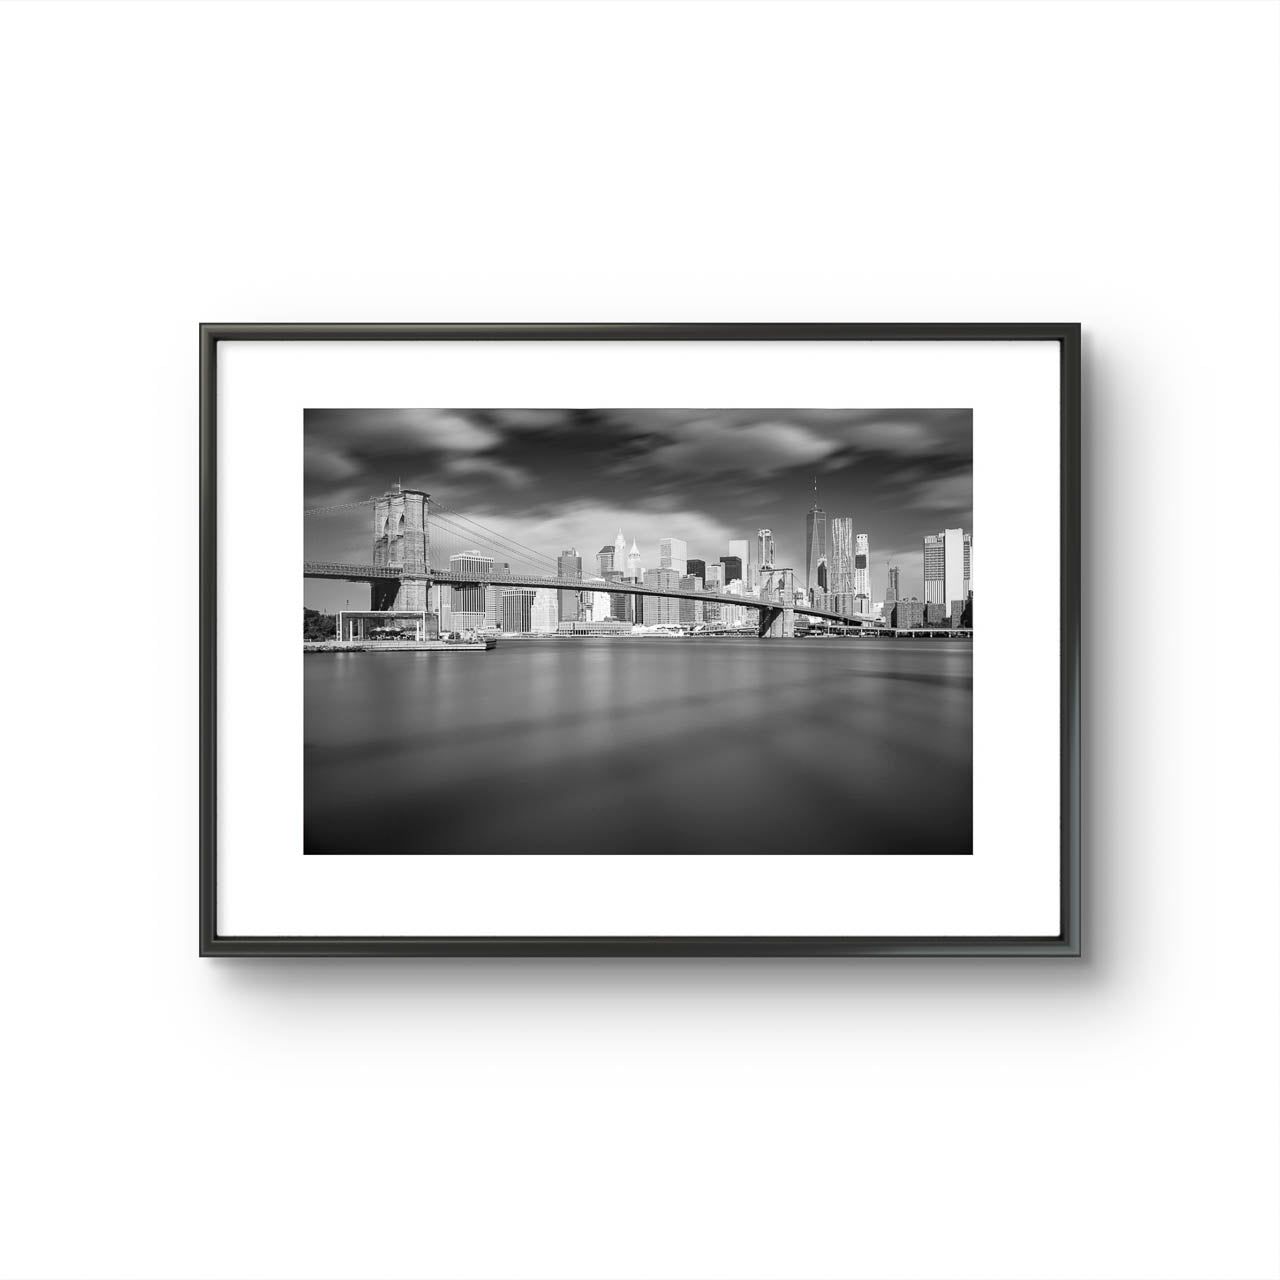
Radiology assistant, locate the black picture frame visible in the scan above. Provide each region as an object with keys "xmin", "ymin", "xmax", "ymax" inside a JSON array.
[{"xmin": 201, "ymin": 322, "xmax": 1081, "ymax": 957}]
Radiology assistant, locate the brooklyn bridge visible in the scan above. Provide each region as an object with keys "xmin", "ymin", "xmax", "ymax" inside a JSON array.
[{"xmin": 304, "ymin": 484, "xmax": 875, "ymax": 638}]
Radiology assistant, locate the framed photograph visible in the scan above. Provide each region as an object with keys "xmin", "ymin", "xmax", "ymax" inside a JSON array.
[{"xmin": 201, "ymin": 323, "xmax": 1080, "ymax": 956}]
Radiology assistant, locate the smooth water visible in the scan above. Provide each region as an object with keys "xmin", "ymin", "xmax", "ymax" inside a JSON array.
[{"xmin": 305, "ymin": 638, "xmax": 972, "ymax": 856}]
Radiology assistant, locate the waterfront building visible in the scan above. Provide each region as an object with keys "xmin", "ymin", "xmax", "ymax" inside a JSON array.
[
  {"xmin": 924, "ymin": 528, "xmax": 970, "ymax": 606},
  {"xmin": 659, "ymin": 537, "xmax": 688, "ymax": 575},
  {"xmin": 720, "ymin": 554, "xmax": 743, "ymax": 584},
  {"xmin": 501, "ymin": 587, "xmax": 537, "ymax": 634},
  {"xmin": 831, "ymin": 591, "xmax": 859, "ymax": 618},
  {"xmin": 885, "ymin": 564, "xmax": 901, "ymax": 605},
  {"xmin": 854, "ymin": 534, "xmax": 870, "ymax": 610},
  {"xmin": 805, "ymin": 503, "xmax": 828, "ymax": 603},
  {"xmin": 950, "ymin": 599, "xmax": 968, "ymax": 629},
  {"xmin": 626, "ymin": 538, "xmax": 643, "ymax": 581},
  {"xmin": 925, "ymin": 601, "xmax": 947, "ymax": 627},
  {"xmin": 448, "ymin": 549, "xmax": 494, "ymax": 630},
  {"xmin": 891, "ymin": 599, "xmax": 925, "ymax": 629},
  {"xmin": 757, "ymin": 529, "xmax": 775, "ymax": 570},
  {"xmin": 643, "ymin": 567, "xmax": 681, "ymax": 626},
  {"xmin": 556, "ymin": 618, "xmax": 633, "ymax": 637},
  {"xmin": 828, "ymin": 518, "xmax": 854, "ymax": 596},
  {"xmin": 557, "ymin": 547, "xmax": 583, "ymax": 622}
]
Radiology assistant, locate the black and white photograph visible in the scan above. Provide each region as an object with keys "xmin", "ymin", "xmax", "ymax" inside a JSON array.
[
  {"xmin": 8, "ymin": 3, "xmax": 1279, "ymax": 1279},
  {"xmin": 303, "ymin": 407, "xmax": 974, "ymax": 857}
]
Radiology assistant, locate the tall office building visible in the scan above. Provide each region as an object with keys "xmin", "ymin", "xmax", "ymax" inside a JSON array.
[
  {"xmin": 854, "ymin": 533, "xmax": 870, "ymax": 607},
  {"xmin": 500, "ymin": 587, "xmax": 537, "ymax": 634},
  {"xmin": 643, "ymin": 567, "xmax": 681, "ymax": 625},
  {"xmin": 597, "ymin": 544, "xmax": 615, "ymax": 576},
  {"xmin": 885, "ymin": 564, "xmax": 901, "ymax": 604},
  {"xmin": 805, "ymin": 503, "xmax": 828, "ymax": 603},
  {"xmin": 626, "ymin": 539, "xmax": 643, "ymax": 580},
  {"xmin": 613, "ymin": 529, "xmax": 627, "ymax": 573},
  {"xmin": 703, "ymin": 563, "xmax": 724, "ymax": 623},
  {"xmin": 531, "ymin": 589, "xmax": 558, "ymax": 633},
  {"xmin": 828, "ymin": 518, "xmax": 854, "ymax": 596},
  {"xmin": 923, "ymin": 529, "xmax": 969, "ymax": 606},
  {"xmin": 727, "ymin": 538, "xmax": 750, "ymax": 585},
  {"xmin": 659, "ymin": 537, "xmax": 688, "ymax": 575},
  {"xmin": 757, "ymin": 529, "xmax": 775, "ymax": 570},
  {"xmin": 686, "ymin": 557, "xmax": 707, "ymax": 581},
  {"xmin": 720, "ymin": 554, "xmax": 742, "ymax": 584},
  {"xmin": 963, "ymin": 535, "xmax": 973, "ymax": 597},
  {"xmin": 557, "ymin": 547, "xmax": 583, "ymax": 622},
  {"xmin": 678, "ymin": 574, "xmax": 703, "ymax": 625},
  {"xmin": 449, "ymin": 550, "xmax": 494, "ymax": 630},
  {"xmin": 601, "ymin": 568, "xmax": 630, "ymax": 623}
]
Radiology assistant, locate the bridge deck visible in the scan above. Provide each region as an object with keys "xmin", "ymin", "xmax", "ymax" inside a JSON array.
[{"xmin": 303, "ymin": 563, "xmax": 876, "ymax": 626}]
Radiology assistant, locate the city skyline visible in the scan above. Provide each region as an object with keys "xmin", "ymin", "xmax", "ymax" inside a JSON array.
[{"xmin": 304, "ymin": 407, "xmax": 972, "ymax": 613}]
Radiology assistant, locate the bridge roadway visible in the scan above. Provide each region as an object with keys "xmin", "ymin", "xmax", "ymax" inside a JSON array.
[{"xmin": 303, "ymin": 562, "xmax": 874, "ymax": 628}]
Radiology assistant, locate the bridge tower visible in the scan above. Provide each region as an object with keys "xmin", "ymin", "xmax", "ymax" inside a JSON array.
[{"xmin": 371, "ymin": 483, "xmax": 430, "ymax": 610}]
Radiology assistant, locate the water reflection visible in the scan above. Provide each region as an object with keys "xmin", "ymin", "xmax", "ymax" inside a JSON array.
[{"xmin": 305, "ymin": 639, "xmax": 972, "ymax": 855}]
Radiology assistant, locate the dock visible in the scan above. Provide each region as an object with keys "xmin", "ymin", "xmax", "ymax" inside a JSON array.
[{"xmin": 304, "ymin": 640, "xmax": 492, "ymax": 653}]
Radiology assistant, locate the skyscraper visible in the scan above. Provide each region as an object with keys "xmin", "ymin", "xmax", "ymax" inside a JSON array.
[
  {"xmin": 757, "ymin": 529, "xmax": 775, "ymax": 570},
  {"xmin": 703, "ymin": 563, "xmax": 724, "ymax": 624},
  {"xmin": 728, "ymin": 538, "xmax": 750, "ymax": 589},
  {"xmin": 805, "ymin": 501, "xmax": 828, "ymax": 603},
  {"xmin": 597, "ymin": 544, "xmax": 615, "ymax": 576},
  {"xmin": 643, "ymin": 568, "xmax": 681, "ymax": 625},
  {"xmin": 500, "ymin": 587, "xmax": 537, "ymax": 633},
  {"xmin": 828, "ymin": 518, "xmax": 854, "ymax": 595},
  {"xmin": 531, "ymin": 589, "xmax": 558, "ymax": 633},
  {"xmin": 923, "ymin": 529, "xmax": 968, "ymax": 606},
  {"xmin": 686, "ymin": 557, "xmax": 707, "ymax": 581},
  {"xmin": 626, "ymin": 539, "xmax": 643, "ymax": 581},
  {"xmin": 557, "ymin": 547, "xmax": 583, "ymax": 622},
  {"xmin": 659, "ymin": 537, "xmax": 688, "ymax": 575},
  {"xmin": 720, "ymin": 554, "xmax": 742, "ymax": 584},
  {"xmin": 613, "ymin": 529, "xmax": 627, "ymax": 573},
  {"xmin": 449, "ymin": 550, "xmax": 494, "ymax": 630},
  {"xmin": 678, "ymin": 574, "xmax": 703, "ymax": 625},
  {"xmin": 885, "ymin": 564, "xmax": 901, "ymax": 604},
  {"xmin": 854, "ymin": 533, "xmax": 870, "ymax": 608}
]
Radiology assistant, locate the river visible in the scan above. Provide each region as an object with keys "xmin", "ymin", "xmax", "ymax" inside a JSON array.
[{"xmin": 305, "ymin": 637, "xmax": 972, "ymax": 856}]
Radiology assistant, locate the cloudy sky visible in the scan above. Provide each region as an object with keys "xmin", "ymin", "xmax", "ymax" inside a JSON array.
[{"xmin": 303, "ymin": 407, "xmax": 972, "ymax": 611}]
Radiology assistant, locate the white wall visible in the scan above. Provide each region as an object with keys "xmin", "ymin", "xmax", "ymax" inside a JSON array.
[{"xmin": 1, "ymin": 3, "xmax": 1276, "ymax": 1278}]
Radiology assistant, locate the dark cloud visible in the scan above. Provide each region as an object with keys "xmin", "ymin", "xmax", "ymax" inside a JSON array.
[{"xmin": 304, "ymin": 407, "xmax": 972, "ymax": 609}]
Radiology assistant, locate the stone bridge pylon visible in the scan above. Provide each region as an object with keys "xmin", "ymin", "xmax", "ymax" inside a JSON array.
[{"xmin": 371, "ymin": 483, "xmax": 430, "ymax": 610}]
